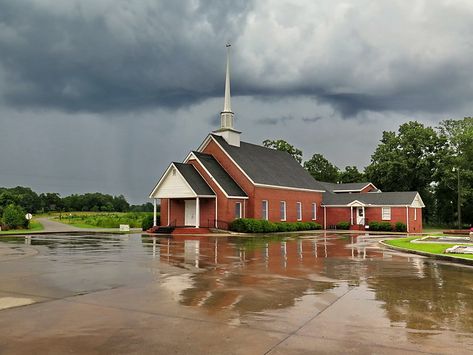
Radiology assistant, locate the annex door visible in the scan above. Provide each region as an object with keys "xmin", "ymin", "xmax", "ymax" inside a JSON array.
[
  {"xmin": 184, "ymin": 200, "xmax": 196, "ymax": 226},
  {"xmin": 356, "ymin": 207, "xmax": 364, "ymax": 225}
]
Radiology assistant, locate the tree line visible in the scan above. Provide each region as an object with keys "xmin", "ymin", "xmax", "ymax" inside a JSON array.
[
  {"xmin": 0, "ymin": 186, "xmax": 154, "ymax": 216},
  {"xmin": 263, "ymin": 117, "xmax": 473, "ymax": 227}
]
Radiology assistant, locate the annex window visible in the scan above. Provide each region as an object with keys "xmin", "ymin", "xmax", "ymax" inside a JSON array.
[
  {"xmin": 312, "ymin": 203, "xmax": 317, "ymax": 220},
  {"xmin": 382, "ymin": 207, "xmax": 391, "ymax": 220},
  {"xmin": 262, "ymin": 200, "xmax": 268, "ymax": 220},
  {"xmin": 235, "ymin": 202, "xmax": 242, "ymax": 219},
  {"xmin": 280, "ymin": 201, "xmax": 286, "ymax": 221},
  {"xmin": 296, "ymin": 202, "xmax": 302, "ymax": 221}
]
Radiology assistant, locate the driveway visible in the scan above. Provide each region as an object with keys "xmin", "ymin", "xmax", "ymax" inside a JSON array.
[{"xmin": 36, "ymin": 217, "xmax": 81, "ymax": 232}]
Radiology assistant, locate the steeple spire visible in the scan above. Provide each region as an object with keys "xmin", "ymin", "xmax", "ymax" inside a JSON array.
[
  {"xmin": 220, "ymin": 43, "xmax": 234, "ymax": 129},
  {"xmin": 213, "ymin": 42, "xmax": 241, "ymax": 147},
  {"xmin": 223, "ymin": 43, "xmax": 232, "ymax": 113}
]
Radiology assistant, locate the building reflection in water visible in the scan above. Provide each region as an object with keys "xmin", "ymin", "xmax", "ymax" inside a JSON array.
[{"xmin": 141, "ymin": 233, "xmax": 473, "ymax": 334}]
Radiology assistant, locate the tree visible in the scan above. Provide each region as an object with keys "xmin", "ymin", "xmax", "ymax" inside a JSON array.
[
  {"xmin": 39, "ymin": 192, "xmax": 62, "ymax": 212},
  {"xmin": 339, "ymin": 166, "xmax": 365, "ymax": 183},
  {"xmin": 434, "ymin": 117, "xmax": 473, "ymax": 226},
  {"xmin": 365, "ymin": 121, "xmax": 444, "ymax": 222},
  {"xmin": 2, "ymin": 204, "xmax": 28, "ymax": 230},
  {"xmin": 303, "ymin": 153, "xmax": 340, "ymax": 182},
  {"xmin": 263, "ymin": 139, "xmax": 303, "ymax": 164}
]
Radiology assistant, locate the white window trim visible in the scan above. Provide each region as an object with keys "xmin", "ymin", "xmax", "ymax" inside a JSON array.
[
  {"xmin": 262, "ymin": 200, "xmax": 269, "ymax": 220},
  {"xmin": 296, "ymin": 202, "xmax": 302, "ymax": 221},
  {"xmin": 280, "ymin": 201, "xmax": 286, "ymax": 221},
  {"xmin": 235, "ymin": 202, "xmax": 242, "ymax": 219},
  {"xmin": 382, "ymin": 207, "xmax": 391, "ymax": 221},
  {"xmin": 312, "ymin": 203, "xmax": 317, "ymax": 220},
  {"xmin": 414, "ymin": 208, "xmax": 417, "ymax": 221}
]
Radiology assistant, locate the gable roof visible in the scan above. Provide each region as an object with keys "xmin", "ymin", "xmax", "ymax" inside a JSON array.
[
  {"xmin": 323, "ymin": 191, "xmax": 424, "ymax": 207},
  {"xmin": 208, "ymin": 134, "xmax": 325, "ymax": 192},
  {"xmin": 191, "ymin": 151, "xmax": 247, "ymax": 197},
  {"xmin": 173, "ymin": 163, "xmax": 215, "ymax": 196},
  {"xmin": 318, "ymin": 181, "xmax": 377, "ymax": 193}
]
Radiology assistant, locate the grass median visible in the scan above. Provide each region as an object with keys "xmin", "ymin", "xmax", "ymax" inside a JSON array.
[{"xmin": 384, "ymin": 237, "xmax": 473, "ymax": 260}]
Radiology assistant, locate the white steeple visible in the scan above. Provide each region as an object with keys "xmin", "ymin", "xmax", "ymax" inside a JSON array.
[{"xmin": 214, "ymin": 43, "xmax": 241, "ymax": 147}]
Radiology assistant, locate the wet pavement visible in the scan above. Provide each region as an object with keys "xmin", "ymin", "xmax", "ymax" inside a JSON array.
[{"xmin": 0, "ymin": 233, "xmax": 472, "ymax": 354}]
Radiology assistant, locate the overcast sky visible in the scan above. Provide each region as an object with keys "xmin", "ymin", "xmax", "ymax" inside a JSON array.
[{"xmin": 1, "ymin": 0, "xmax": 472, "ymax": 203}]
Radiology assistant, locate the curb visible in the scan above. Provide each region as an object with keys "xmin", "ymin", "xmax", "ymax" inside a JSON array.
[{"xmin": 379, "ymin": 239, "xmax": 473, "ymax": 266}]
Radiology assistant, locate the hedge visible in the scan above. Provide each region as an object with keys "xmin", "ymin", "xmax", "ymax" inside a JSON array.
[
  {"xmin": 229, "ymin": 218, "xmax": 322, "ymax": 233},
  {"xmin": 336, "ymin": 221, "xmax": 350, "ymax": 230},
  {"xmin": 368, "ymin": 221, "xmax": 393, "ymax": 231},
  {"xmin": 395, "ymin": 222, "xmax": 407, "ymax": 232}
]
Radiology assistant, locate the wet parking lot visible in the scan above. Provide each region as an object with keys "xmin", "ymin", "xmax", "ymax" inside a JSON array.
[{"xmin": 0, "ymin": 233, "xmax": 472, "ymax": 354}]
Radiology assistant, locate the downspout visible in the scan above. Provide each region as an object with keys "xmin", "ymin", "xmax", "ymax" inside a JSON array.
[
  {"xmin": 195, "ymin": 197, "xmax": 200, "ymax": 228},
  {"xmin": 153, "ymin": 198, "xmax": 157, "ymax": 226},
  {"xmin": 167, "ymin": 199, "xmax": 170, "ymax": 226},
  {"xmin": 323, "ymin": 206, "xmax": 327, "ymax": 230},
  {"xmin": 406, "ymin": 206, "xmax": 410, "ymax": 233},
  {"xmin": 215, "ymin": 197, "xmax": 218, "ymax": 229}
]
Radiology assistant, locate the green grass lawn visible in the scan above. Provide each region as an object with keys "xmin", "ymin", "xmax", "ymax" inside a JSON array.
[
  {"xmin": 52, "ymin": 212, "xmax": 152, "ymax": 229},
  {"xmin": 385, "ymin": 237, "xmax": 473, "ymax": 260},
  {"xmin": 0, "ymin": 220, "xmax": 44, "ymax": 235}
]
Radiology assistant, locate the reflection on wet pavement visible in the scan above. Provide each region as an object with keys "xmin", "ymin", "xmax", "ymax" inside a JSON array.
[{"xmin": 0, "ymin": 232, "xmax": 472, "ymax": 354}]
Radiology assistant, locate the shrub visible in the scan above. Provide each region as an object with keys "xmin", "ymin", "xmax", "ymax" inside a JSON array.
[
  {"xmin": 336, "ymin": 221, "xmax": 350, "ymax": 230},
  {"xmin": 2, "ymin": 204, "xmax": 28, "ymax": 230},
  {"xmin": 395, "ymin": 222, "xmax": 407, "ymax": 232},
  {"xmin": 229, "ymin": 218, "xmax": 321, "ymax": 233},
  {"xmin": 142, "ymin": 214, "xmax": 156, "ymax": 231},
  {"xmin": 369, "ymin": 221, "xmax": 380, "ymax": 231},
  {"xmin": 306, "ymin": 221, "xmax": 322, "ymax": 230},
  {"xmin": 379, "ymin": 221, "xmax": 393, "ymax": 231}
]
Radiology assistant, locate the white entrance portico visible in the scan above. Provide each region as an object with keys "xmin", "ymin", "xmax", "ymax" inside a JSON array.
[
  {"xmin": 347, "ymin": 200, "xmax": 366, "ymax": 226},
  {"xmin": 149, "ymin": 163, "xmax": 215, "ymax": 228}
]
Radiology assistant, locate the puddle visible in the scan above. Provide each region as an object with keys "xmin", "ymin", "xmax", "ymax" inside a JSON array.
[
  {"xmin": 1, "ymin": 232, "xmax": 473, "ymax": 338},
  {"xmin": 0, "ymin": 297, "xmax": 35, "ymax": 310}
]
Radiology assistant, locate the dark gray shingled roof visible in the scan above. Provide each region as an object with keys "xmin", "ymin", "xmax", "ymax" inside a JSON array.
[
  {"xmin": 192, "ymin": 151, "xmax": 247, "ymax": 197},
  {"xmin": 323, "ymin": 191, "xmax": 419, "ymax": 206},
  {"xmin": 318, "ymin": 182, "xmax": 374, "ymax": 192},
  {"xmin": 173, "ymin": 163, "xmax": 215, "ymax": 196},
  {"xmin": 211, "ymin": 134, "xmax": 326, "ymax": 191}
]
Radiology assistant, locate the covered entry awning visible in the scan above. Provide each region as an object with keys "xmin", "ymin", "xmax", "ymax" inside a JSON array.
[{"xmin": 149, "ymin": 162, "xmax": 215, "ymax": 228}]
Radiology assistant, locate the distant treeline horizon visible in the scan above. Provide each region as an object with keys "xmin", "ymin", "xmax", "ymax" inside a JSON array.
[{"xmin": 0, "ymin": 186, "xmax": 156, "ymax": 215}]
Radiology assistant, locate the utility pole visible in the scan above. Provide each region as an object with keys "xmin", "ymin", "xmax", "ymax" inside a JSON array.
[
  {"xmin": 457, "ymin": 167, "xmax": 461, "ymax": 229},
  {"xmin": 453, "ymin": 166, "xmax": 461, "ymax": 229}
]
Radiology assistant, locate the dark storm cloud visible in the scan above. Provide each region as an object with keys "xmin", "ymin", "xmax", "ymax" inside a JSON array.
[
  {"xmin": 256, "ymin": 115, "xmax": 294, "ymax": 125},
  {"xmin": 0, "ymin": 0, "xmax": 253, "ymax": 112},
  {"xmin": 1, "ymin": 1, "xmax": 473, "ymax": 117},
  {"xmin": 301, "ymin": 116, "xmax": 322, "ymax": 124}
]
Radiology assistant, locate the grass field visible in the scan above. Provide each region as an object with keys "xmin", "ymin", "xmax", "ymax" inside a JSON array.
[
  {"xmin": 0, "ymin": 220, "xmax": 44, "ymax": 235},
  {"xmin": 52, "ymin": 212, "xmax": 153, "ymax": 229},
  {"xmin": 385, "ymin": 237, "xmax": 473, "ymax": 260}
]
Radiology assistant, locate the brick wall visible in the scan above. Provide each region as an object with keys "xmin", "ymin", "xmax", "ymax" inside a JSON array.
[
  {"xmin": 253, "ymin": 186, "xmax": 323, "ymax": 223},
  {"xmin": 202, "ymin": 138, "xmax": 324, "ymax": 224}
]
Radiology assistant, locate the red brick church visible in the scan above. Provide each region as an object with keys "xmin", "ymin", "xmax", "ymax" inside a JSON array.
[{"xmin": 150, "ymin": 47, "xmax": 424, "ymax": 233}]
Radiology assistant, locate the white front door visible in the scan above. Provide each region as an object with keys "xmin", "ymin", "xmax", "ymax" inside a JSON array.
[
  {"xmin": 356, "ymin": 207, "xmax": 364, "ymax": 225},
  {"xmin": 185, "ymin": 200, "xmax": 196, "ymax": 226}
]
